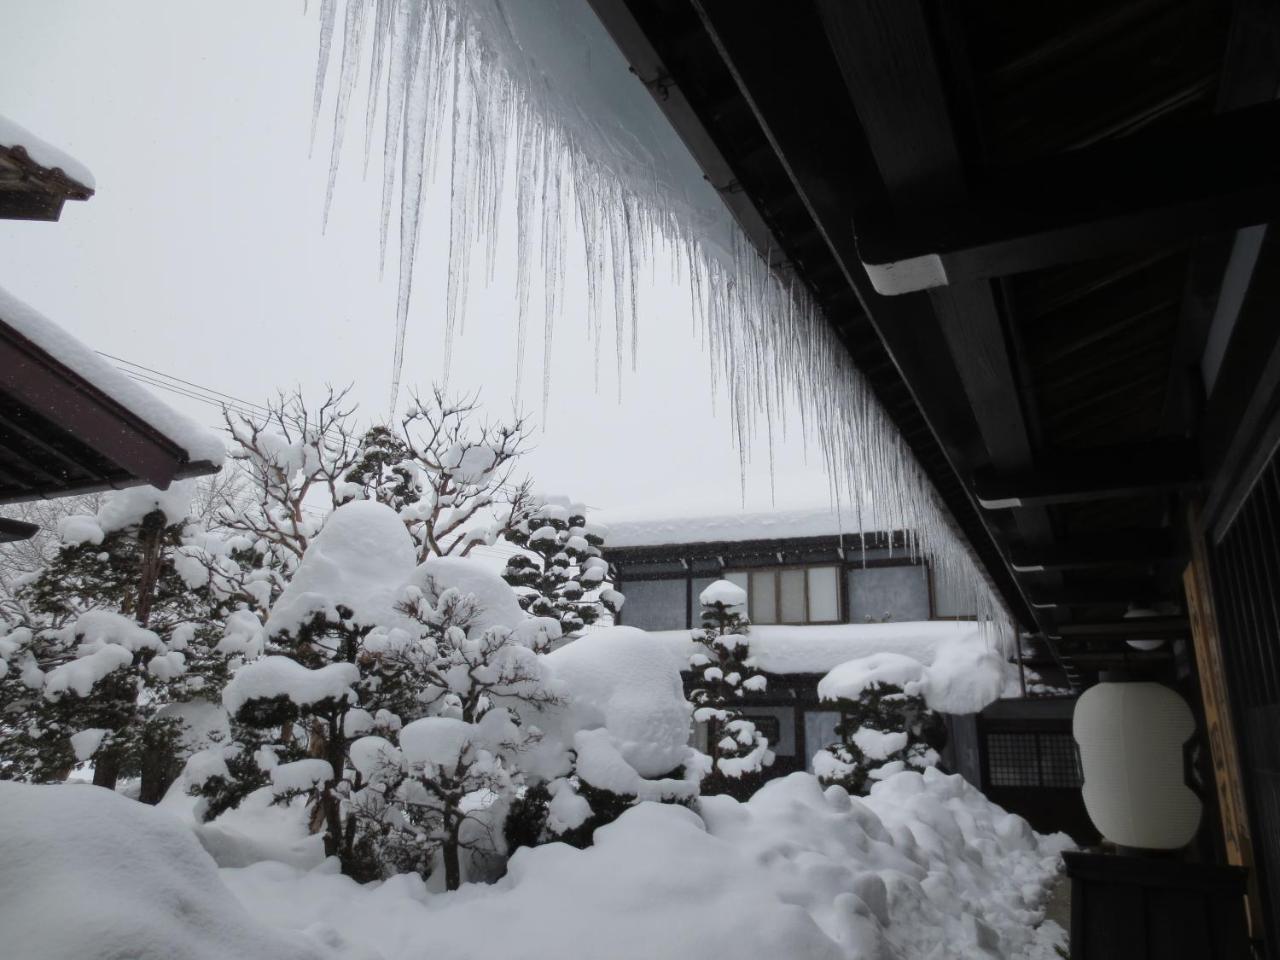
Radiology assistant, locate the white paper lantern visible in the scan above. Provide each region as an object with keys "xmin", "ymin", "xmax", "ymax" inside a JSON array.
[{"xmin": 1073, "ymin": 680, "xmax": 1202, "ymax": 850}]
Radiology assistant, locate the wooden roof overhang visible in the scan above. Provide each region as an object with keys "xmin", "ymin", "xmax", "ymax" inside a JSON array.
[
  {"xmin": 586, "ymin": 0, "xmax": 1280, "ymax": 685},
  {"xmin": 0, "ymin": 317, "xmax": 220, "ymax": 508},
  {"xmin": 0, "ymin": 141, "xmax": 93, "ymax": 221}
]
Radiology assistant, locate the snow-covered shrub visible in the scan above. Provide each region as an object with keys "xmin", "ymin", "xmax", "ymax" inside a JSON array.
[
  {"xmin": 690, "ymin": 580, "xmax": 772, "ymax": 796},
  {"xmin": 506, "ymin": 627, "xmax": 704, "ymax": 850},
  {"xmin": 3, "ymin": 483, "xmax": 227, "ymax": 799},
  {"xmin": 812, "ymin": 653, "xmax": 947, "ymax": 796},
  {"xmin": 501, "ymin": 495, "xmax": 622, "ymax": 635}
]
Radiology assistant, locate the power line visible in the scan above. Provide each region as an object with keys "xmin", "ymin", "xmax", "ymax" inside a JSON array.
[{"xmin": 102, "ymin": 352, "xmax": 573, "ymax": 507}]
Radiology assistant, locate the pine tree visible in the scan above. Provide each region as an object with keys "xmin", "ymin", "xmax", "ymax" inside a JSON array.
[
  {"xmin": 189, "ymin": 501, "xmax": 561, "ymax": 886},
  {"xmin": 689, "ymin": 580, "xmax": 772, "ymax": 796},
  {"xmin": 813, "ymin": 677, "xmax": 947, "ymax": 796},
  {"xmin": 5, "ymin": 485, "xmax": 223, "ymax": 800},
  {"xmin": 340, "ymin": 425, "xmax": 422, "ymax": 512},
  {"xmin": 501, "ymin": 496, "xmax": 622, "ymax": 636}
]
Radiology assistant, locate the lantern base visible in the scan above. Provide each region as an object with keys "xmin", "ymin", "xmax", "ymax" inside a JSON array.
[{"xmin": 1063, "ymin": 850, "xmax": 1248, "ymax": 959}]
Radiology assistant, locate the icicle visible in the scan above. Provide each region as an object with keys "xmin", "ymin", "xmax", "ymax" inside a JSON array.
[{"xmin": 309, "ymin": 0, "xmax": 1018, "ymax": 654}]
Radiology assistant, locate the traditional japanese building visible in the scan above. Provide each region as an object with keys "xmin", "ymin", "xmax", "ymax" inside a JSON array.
[
  {"xmin": 605, "ymin": 510, "xmax": 1095, "ymax": 837},
  {"xmin": 587, "ymin": 2, "xmax": 1280, "ymax": 954},
  {"xmin": 0, "ymin": 117, "xmax": 222, "ymax": 539}
]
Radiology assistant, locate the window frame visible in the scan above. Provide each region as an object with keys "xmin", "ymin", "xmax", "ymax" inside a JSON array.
[{"xmin": 726, "ymin": 564, "xmax": 844, "ymax": 625}]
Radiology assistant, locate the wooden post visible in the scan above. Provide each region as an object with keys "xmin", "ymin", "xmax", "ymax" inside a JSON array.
[{"xmin": 1184, "ymin": 501, "xmax": 1263, "ymax": 941}]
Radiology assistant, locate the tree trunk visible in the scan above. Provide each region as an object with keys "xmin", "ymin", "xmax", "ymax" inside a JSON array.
[
  {"xmin": 138, "ymin": 749, "xmax": 179, "ymax": 804},
  {"xmin": 92, "ymin": 752, "xmax": 120, "ymax": 791},
  {"xmin": 133, "ymin": 513, "xmax": 166, "ymax": 627},
  {"xmin": 443, "ymin": 820, "xmax": 462, "ymax": 891}
]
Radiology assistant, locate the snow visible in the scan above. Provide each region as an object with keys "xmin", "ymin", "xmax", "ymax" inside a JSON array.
[
  {"xmin": 818, "ymin": 653, "xmax": 929, "ymax": 702},
  {"xmin": 43, "ymin": 644, "xmax": 133, "ymax": 699},
  {"xmin": 572, "ymin": 727, "xmax": 699, "ymax": 801},
  {"xmin": 266, "ymin": 500, "xmax": 418, "ymax": 636},
  {"xmin": 0, "ymin": 286, "xmax": 224, "ymax": 466},
  {"xmin": 0, "ymin": 113, "xmax": 96, "ymax": 188},
  {"xmin": 699, "ymin": 578, "xmax": 747, "ymax": 608},
  {"xmin": 223, "ymin": 657, "xmax": 359, "ymax": 717},
  {"xmin": 207, "ymin": 768, "xmax": 1067, "ymax": 960},
  {"xmin": 609, "ymin": 507, "xmax": 869, "ymax": 548},
  {"xmin": 851, "ymin": 727, "xmax": 909, "ymax": 761},
  {"xmin": 399, "ymin": 716, "xmax": 477, "ymax": 769},
  {"xmin": 546, "ymin": 626, "xmax": 693, "ymax": 778},
  {"xmin": 96, "ymin": 481, "xmax": 196, "ymax": 533},
  {"xmin": 58, "ymin": 514, "xmax": 106, "ymax": 546},
  {"xmin": 271, "ymin": 759, "xmax": 336, "ymax": 796},
  {"xmin": 69, "ymin": 728, "xmax": 109, "ymax": 762},
  {"xmin": 407, "ymin": 555, "xmax": 525, "ymax": 635},
  {"xmin": 0, "ymin": 781, "xmax": 327, "ymax": 960}
]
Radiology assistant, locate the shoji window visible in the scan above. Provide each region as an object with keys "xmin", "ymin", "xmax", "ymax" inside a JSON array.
[{"xmin": 726, "ymin": 566, "xmax": 842, "ymax": 624}]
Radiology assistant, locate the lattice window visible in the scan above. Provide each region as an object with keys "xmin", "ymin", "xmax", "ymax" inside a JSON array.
[{"xmin": 986, "ymin": 731, "xmax": 1082, "ymax": 788}]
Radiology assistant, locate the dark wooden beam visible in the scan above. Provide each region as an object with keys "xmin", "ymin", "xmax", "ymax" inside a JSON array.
[
  {"xmin": 855, "ymin": 99, "xmax": 1280, "ymax": 294},
  {"xmin": 0, "ymin": 321, "xmax": 191, "ymax": 491},
  {"xmin": 669, "ymin": 0, "xmax": 1040, "ymax": 629},
  {"xmin": 1008, "ymin": 530, "xmax": 1177, "ymax": 572},
  {"xmin": 974, "ymin": 440, "xmax": 1201, "ymax": 509},
  {"xmin": 812, "ymin": 0, "xmax": 1061, "ymax": 626},
  {"xmin": 1050, "ymin": 617, "xmax": 1191, "ymax": 645},
  {"xmin": 1027, "ymin": 579, "xmax": 1174, "ymax": 608},
  {"xmin": 0, "ymin": 192, "xmax": 66, "ymax": 221},
  {"xmin": 0, "ymin": 516, "xmax": 38, "ymax": 543}
]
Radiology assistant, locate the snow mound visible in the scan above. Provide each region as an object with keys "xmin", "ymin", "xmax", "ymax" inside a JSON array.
[
  {"xmin": 0, "ymin": 781, "xmax": 328, "ymax": 960},
  {"xmin": 223, "ymin": 657, "xmax": 359, "ymax": 717},
  {"xmin": 266, "ymin": 500, "xmax": 418, "ymax": 636},
  {"xmin": 699, "ymin": 578, "xmax": 747, "ymax": 608},
  {"xmin": 818, "ymin": 632, "xmax": 1008, "ymax": 715},
  {"xmin": 407, "ymin": 555, "xmax": 525, "ymax": 634},
  {"xmin": 546, "ymin": 626, "xmax": 693, "ymax": 778},
  {"xmin": 219, "ymin": 768, "xmax": 1069, "ymax": 960},
  {"xmin": 818, "ymin": 652, "xmax": 928, "ymax": 702},
  {"xmin": 97, "ymin": 481, "xmax": 196, "ymax": 534}
]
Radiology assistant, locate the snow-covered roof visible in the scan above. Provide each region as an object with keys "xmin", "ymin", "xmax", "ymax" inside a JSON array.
[
  {"xmin": 0, "ymin": 114, "xmax": 95, "ymax": 190},
  {"xmin": 644, "ymin": 620, "xmax": 986, "ymax": 676},
  {"xmin": 0, "ymin": 285, "xmax": 225, "ymax": 469},
  {"xmin": 640, "ymin": 620, "xmax": 1010, "ymax": 714},
  {"xmin": 605, "ymin": 507, "xmax": 873, "ymax": 549}
]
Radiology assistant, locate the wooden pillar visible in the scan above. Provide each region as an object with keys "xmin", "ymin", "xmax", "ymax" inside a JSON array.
[{"xmin": 1184, "ymin": 501, "xmax": 1263, "ymax": 941}]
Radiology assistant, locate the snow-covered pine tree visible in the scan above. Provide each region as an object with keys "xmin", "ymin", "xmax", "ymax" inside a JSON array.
[
  {"xmin": 348, "ymin": 572, "xmax": 560, "ymax": 889},
  {"xmin": 340, "ymin": 425, "xmax": 421, "ymax": 512},
  {"xmin": 812, "ymin": 654, "xmax": 947, "ymax": 796},
  {"xmin": 501, "ymin": 496, "xmax": 622, "ymax": 636},
  {"xmin": 189, "ymin": 501, "xmax": 561, "ymax": 885},
  {"xmin": 354, "ymin": 387, "xmax": 536, "ymax": 562},
  {"xmin": 5, "ymin": 484, "xmax": 223, "ymax": 800},
  {"xmin": 690, "ymin": 579, "xmax": 772, "ymax": 795}
]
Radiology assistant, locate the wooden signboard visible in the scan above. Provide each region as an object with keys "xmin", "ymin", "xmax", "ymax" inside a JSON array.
[{"xmin": 1185, "ymin": 502, "xmax": 1262, "ymax": 939}]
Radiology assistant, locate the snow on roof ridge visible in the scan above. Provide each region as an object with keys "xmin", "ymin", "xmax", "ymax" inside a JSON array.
[
  {"xmin": 604, "ymin": 505, "xmax": 882, "ymax": 549},
  {"xmin": 0, "ymin": 114, "xmax": 95, "ymax": 190},
  {"xmin": 0, "ymin": 285, "xmax": 225, "ymax": 467}
]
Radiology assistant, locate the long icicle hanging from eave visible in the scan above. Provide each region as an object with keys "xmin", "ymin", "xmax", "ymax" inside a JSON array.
[{"xmin": 309, "ymin": 0, "xmax": 1019, "ymax": 653}]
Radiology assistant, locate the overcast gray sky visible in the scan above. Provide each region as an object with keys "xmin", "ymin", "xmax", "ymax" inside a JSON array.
[{"xmin": 0, "ymin": 1, "xmax": 837, "ymax": 523}]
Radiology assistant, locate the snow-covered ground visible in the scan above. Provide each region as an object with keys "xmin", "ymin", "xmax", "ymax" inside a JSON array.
[{"xmin": 3, "ymin": 768, "xmax": 1070, "ymax": 960}]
